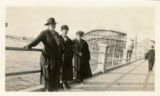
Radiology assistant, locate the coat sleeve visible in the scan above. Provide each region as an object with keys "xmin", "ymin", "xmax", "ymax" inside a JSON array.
[
  {"xmin": 145, "ymin": 51, "xmax": 149, "ymax": 59},
  {"xmin": 69, "ymin": 40, "xmax": 74, "ymax": 56},
  {"xmin": 145, "ymin": 50, "xmax": 152, "ymax": 60},
  {"xmin": 145, "ymin": 52, "xmax": 148, "ymax": 59},
  {"xmin": 58, "ymin": 37, "xmax": 65, "ymax": 67},
  {"xmin": 27, "ymin": 31, "xmax": 45, "ymax": 48},
  {"xmin": 59, "ymin": 36, "xmax": 65, "ymax": 57},
  {"xmin": 72, "ymin": 40, "xmax": 80, "ymax": 55},
  {"xmin": 85, "ymin": 42, "xmax": 90, "ymax": 60}
]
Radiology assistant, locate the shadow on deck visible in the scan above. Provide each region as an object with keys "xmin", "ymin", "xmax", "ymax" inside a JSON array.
[{"xmin": 19, "ymin": 59, "xmax": 154, "ymax": 92}]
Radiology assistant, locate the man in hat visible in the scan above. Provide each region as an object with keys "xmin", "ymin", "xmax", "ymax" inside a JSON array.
[
  {"xmin": 59, "ymin": 25, "xmax": 73, "ymax": 89},
  {"xmin": 145, "ymin": 45, "xmax": 155, "ymax": 72},
  {"xmin": 24, "ymin": 17, "xmax": 64, "ymax": 91},
  {"xmin": 73, "ymin": 31, "xmax": 92, "ymax": 83}
]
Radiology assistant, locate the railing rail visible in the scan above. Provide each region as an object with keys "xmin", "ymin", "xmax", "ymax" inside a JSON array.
[
  {"xmin": 6, "ymin": 47, "xmax": 42, "ymax": 77},
  {"xmin": 5, "ymin": 47, "xmax": 100, "ymax": 77},
  {"xmin": 6, "ymin": 70, "xmax": 41, "ymax": 76},
  {"xmin": 6, "ymin": 46, "xmax": 143, "ymax": 91},
  {"xmin": 6, "ymin": 47, "xmax": 42, "ymax": 51}
]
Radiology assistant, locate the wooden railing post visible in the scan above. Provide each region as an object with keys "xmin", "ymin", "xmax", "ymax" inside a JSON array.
[
  {"xmin": 131, "ymin": 50, "xmax": 136, "ymax": 61},
  {"xmin": 96, "ymin": 43, "xmax": 107, "ymax": 73},
  {"xmin": 111, "ymin": 53, "xmax": 114, "ymax": 67},
  {"xmin": 122, "ymin": 49, "xmax": 127, "ymax": 65},
  {"xmin": 119, "ymin": 53, "xmax": 121, "ymax": 65}
]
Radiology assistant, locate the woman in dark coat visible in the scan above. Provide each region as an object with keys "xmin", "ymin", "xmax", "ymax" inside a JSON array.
[
  {"xmin": 73, "ymin": 31, "xmax": 92, "ymax": 82},
  {"xmin": 24, "ymin": 18, "xmax": 63, "ymax": 91},
  {"xmin": 59, "ymin": 25, "xmax": 73, "ymax": 89}
]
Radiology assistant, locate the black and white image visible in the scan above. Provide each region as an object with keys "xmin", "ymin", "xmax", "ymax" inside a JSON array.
[{"xmin": 5, "ymin": 6, "xmax": 155, "ymax": 92}]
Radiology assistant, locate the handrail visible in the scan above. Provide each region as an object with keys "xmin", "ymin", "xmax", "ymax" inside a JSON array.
[
  {"xmin": 5, "ymin": 46, "xmax": 143, "ymax": 91},
  {"xmin": 6, "ymin": 47, "xmax": 42, "ymax": 51},
  {"xmin": 6, "ymin": 46, "xmax": 42, "ymax": 77},
  {"xmin": 6, "ymin": 70, "xmax": 41, "ymax": 76}
]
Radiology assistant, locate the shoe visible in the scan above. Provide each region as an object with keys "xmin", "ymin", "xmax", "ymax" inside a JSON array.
[
  {"xmin": 65, "ymin": 83, "xmax": 71, "ymax": 89},
  {"xmin": 62, "ymin": 83, "xmax": 68, "ymax": 90},
  {"xmin": 148, "ymin": 70, "xmax": 151, "ymax": 73},
  {"xmin": 75, "ymin": 79, "xmax": 81, "ymax": 83}
]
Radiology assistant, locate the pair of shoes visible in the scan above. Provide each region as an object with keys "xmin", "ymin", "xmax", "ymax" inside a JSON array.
[
  {"xmin": 81, "ymin": 81, "xmax": 87, "ymax": 84},
  {"xmin": 62, "ymin": 82, "xmax": 71, "ymax": 90},
  {"xmin": 75, "ymin": 79, "xmax": 81, "ymax": 83},
  {"xmin": 62, "ymin": 83, "xmax": 67, "ymax": 90},
  {"xmin": 45, "ymin": 89, "xmax": 58, "ymax": 92},
  {"xmin": 148, "ymin": 70, "xmax": 152, "ymax": 73},
  {"xmin": 66, "ymin": 83, "xmax": 71, "ymax": 89},
  {"xmin": 59, "ymin": 83, "xmax": 64, "ymax": 89}
]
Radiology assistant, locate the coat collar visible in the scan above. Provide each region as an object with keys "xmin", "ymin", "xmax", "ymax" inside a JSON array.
[
  {"xmin": 47, "ymin": 29, "xmax": 59, "ymax": 36},
  {"xmin": 60, "ymin": 35, "xmax": 70, "ymax": 42}
]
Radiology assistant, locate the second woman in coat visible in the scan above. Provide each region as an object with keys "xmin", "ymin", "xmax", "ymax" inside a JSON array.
[
  {"xmin": 59, "ymin": 25, "xmax": 73, "ymax": 89},
  {"xmin": 73, "ymin": 31, "xmax": 92, "ymax": 83}
]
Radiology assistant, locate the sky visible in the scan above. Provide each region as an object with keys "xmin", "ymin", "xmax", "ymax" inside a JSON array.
[{"xmin": 6, "ymin": 7, "xmax": 155, "ymax": 42}]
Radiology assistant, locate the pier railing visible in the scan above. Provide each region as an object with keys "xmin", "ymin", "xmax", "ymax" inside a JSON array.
[
  {"xmin": 5, "ymin": 46, "xmax": 143, "ymax": 91},
  {"xmin": 6, "ymin": 47, "xmax": 42, "ymax": 77}
]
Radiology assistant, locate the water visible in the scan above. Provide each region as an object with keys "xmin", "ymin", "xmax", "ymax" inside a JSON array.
[{"xmin": 5, "ymin": 37, "xmax": 98, "ymax": 91}]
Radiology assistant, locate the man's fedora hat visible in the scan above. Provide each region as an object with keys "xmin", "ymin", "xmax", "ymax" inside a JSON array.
[{"xmin": 45, "ymin": 17, "xmax": 57, "ymax": 25}]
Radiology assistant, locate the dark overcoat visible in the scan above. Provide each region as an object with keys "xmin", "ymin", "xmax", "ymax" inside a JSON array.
[
  {"xmin": 27, "ymin": 29, "xmax": 63, "ymax": 91},
  {"xmin": 59, "ymin": 35, "xmax": 73, "ymax": 81},
  {"xmin": 73, "ymin": 39, "xmax": 92, "ymax": 80},
  {"xmin": 145, "ymin": 49, "xmax": 155, "ymax": 61}
]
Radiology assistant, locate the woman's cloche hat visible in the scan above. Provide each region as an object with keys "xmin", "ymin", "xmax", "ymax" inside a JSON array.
[{"xmin": 76, "ymin": 31, "xmax": 84, "ymax": 36}]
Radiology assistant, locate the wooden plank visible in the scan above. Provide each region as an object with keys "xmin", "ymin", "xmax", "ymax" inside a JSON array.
[
  {"xmin": 19, "ymin": 59, "xmax": 144, "ymax": 92},
  {"xmin": 6, "ymin": 70, "xmax": 41, "ymax": 76},
  {"xmin": 20, "ymin": 85, "xmax": 44, "ymax": 92},
  {"xmin": 6, "ymin": 47, "xmax": 42, "ymax": 51},
  {"xmin": 20, "ymin": 70, "xmax": 103, "ymax": 92}
]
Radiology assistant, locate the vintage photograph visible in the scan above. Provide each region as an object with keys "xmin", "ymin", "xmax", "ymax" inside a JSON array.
[{"xmin": 5, "ymin": 6, "xmax": 155, "ymax": 92}]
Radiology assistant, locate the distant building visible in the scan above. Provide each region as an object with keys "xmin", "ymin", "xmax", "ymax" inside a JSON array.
[
  {"xmin": 83, "ymin": 29, "xmax": 127, "ymax": 66},
  {"xmin": 83, "ymin": 29, "xmax": 127, "ymax": 52}
]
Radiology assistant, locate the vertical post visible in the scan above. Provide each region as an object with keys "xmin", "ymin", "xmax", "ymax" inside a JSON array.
[
  {"xmin": 112, "ymin": 47, "xmax": 115, "ymax": 67},
  {"xmin": 131, "ymin": 50, "xmax": 136, "ymax": 61},
  {"xmin": 119, "ymin": 53, "xmax": 121, "ymax": 65},
  {"xmin": 96, "ymin": 43, "xmax": 107, "ymax": 73},
  {"xmin": 122, "ymin": 49, "xmax": 127, "ymax": 65},
  {"xmin": 112, "ymin": 53, "xmax": 114, "ymax": 67}
]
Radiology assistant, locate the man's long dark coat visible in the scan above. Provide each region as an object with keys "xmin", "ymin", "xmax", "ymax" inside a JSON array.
[
  {"xmin": 73, "ymin": 39, "xmax": 92, "ymax": 80},
  {"xmin": 59, "ymin": 35, "xmax": 73, "ymax": 81},
  {"xmin": 145, "ymin": 49, "xmax": 155, "ymax": 61},
  {"xmin": 27, "ymin": 29, "xmax": 63, "ymax": 91},
  {"xmin": 145, "ymin": 48, "xmax": 155, "ymax": 71}
]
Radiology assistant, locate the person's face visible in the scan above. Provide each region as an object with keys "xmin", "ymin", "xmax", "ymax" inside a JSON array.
[
  {"xmin": 48, "ymin": 24, "xmax": 56, "ymax": 30},
  {"xmin": 61, "ymin": 29, "xmax": 68, "ymax": 36},
  {"xmin": 76, "ymin": 35, "xmax": 82, "ymax": 40}
]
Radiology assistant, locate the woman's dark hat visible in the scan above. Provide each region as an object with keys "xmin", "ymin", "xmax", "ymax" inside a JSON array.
[
  {"xmin": 76, "ymin": 31, "xmax": 84, "ymax": 36},
  {"xmin": 45, "ymin": 17, "xmax": 56, "ymax": 25},
  {"xmin": 61, "ymin": 25, "xmax": 69, "ymax": 30}
]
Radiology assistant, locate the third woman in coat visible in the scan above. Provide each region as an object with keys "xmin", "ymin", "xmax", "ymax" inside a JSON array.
[{"xmin": 73, "ymin": 31, "xmax": 92, "ymax": 82}]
